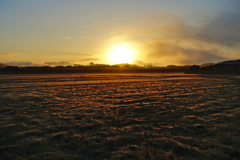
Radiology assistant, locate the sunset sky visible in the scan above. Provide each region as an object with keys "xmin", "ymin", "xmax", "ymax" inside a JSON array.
[{"xmin": 0, "ymin": 0, "xmax": 240, "ymax": 66}]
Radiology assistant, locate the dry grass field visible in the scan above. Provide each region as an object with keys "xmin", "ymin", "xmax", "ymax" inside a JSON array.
[{"xmin": 0, "ymin": 73, "xmax": 240, "ymax": 160}]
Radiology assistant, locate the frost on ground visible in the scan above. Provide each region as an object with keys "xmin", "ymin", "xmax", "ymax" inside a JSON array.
[{"xmin": 0, "ymin": 73, "xmax": 240, "ymax": 160}]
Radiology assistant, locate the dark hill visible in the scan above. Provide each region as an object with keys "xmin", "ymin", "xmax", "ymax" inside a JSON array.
[
  {"xmin": 219, "ymin": 59, "xmax": 240, "ymax": 65},
  {"xmin": 0, "ymin": 63, "xmax": 7, "ymax": 68}
]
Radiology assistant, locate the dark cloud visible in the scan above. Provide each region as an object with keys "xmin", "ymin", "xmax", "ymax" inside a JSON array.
[
  {"xmin": 146, "ymin": 40, "xmax": 226, "ymax": 65},
  {"xmin": 231, "ymin": 0, "xmax": 240, "ymax": 12},
  {"xmin": 6, "ymin": 62, "xmax": 36, "ymax": 66},
  {"xmin": 196, "ymin": 12, "xmax": 240, "ymax": 47},
  {"xmin": 176, "ymin": 49, "xmax": 226, "ymax": 64},
  {"xmin": 44, "ymin": 58, "xmax": 99, "ymax": 66},
  {"xmin": 158, "ymin": 12, "xmax": 240, "ymax": 47}
]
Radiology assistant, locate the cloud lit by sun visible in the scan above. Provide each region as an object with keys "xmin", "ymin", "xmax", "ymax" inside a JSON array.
[{"xmin": 108, "ymin": 43, "xmax": 136, "ymax": 64}]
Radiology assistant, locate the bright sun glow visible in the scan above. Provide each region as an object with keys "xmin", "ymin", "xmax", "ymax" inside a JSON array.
[{"xmin": 108, "ymin": 44, "xmax": 135, "ymax": 64}]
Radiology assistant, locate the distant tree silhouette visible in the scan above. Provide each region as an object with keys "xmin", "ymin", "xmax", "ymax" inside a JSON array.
[
  {"xmin": 124, "ymin": 64, "xmax": 130, "ymax": 68},
  {"xmin": 215, "ymin": 64, "xmax": 226, "ymax": 70},
  {"xmin": 190, "ymin": 65, "xmax": 201, "ymax": 72},
  {"xmin": 5, "ymin": 66, "xmax": 20, "ymax": 70}
]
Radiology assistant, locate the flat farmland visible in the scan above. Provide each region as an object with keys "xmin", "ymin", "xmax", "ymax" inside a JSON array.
[{"xmin": 0, "ymin": 73, "xmax": 240, "ymax": 160}]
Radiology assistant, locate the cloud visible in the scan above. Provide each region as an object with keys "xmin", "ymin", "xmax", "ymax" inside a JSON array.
[
  {"xmin": 44, "ymin": 61, "xmax": 72, "ymax": 66},
  {"xmin": 5, "ymin": 62, "xmax": 36, "ymax": 67},
  {"xmin": 133, "ymin": 59, "xmax": 146, "ymax": 66},
  {"xmin": 82, "ymin": 54, "xmax": 99, "ymax": 57},
  {"xmin": 0, "ymin": 52, "xmax": 9, "ymax": 55},
  {"xmin": 72, "ymin": 53, "xmax": 95, "ymax": 57},
  {"xmin": 158, "ymin": 12, "xmax": 240, "ymax": 47},
  {"xmin": 137, "ymin": 11, "xmax": 240, "ymax": 65},
  {"xmin": 0, "ymin": 52, "xmax": 22, "ymax": 56},
  {"xmin": 44, "ymin": 57, "xmax": 99, "ymax": 66},
  {"xmin": 79, "ymin": 58, "xmax": 99, "ymax": 61},
  {"xmin": 231, "ymin": 0, "xmax": 240, "ymax": 12},
  {"xmin": 146, "ymin": 39, "xmax": 226, "ymax": 65},
  {"xmin": 57, "ymin": 52, "xmax": 91, "ymax": 56},
  {"xmin": 176, "ymin": 49, "xmax": 226, "ymax": 64},
  {"xmin": 195, "ymin": 12, "xmax": 240, "ymax": 47},
  {"xmin": 78, "ymin": 54, "xmax": 100, "ymax": 61}
]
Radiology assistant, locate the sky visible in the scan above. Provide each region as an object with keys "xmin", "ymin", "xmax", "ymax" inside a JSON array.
[{"xmin": 0, "ymin": 0, "xmax": 240, "ymax": 66}]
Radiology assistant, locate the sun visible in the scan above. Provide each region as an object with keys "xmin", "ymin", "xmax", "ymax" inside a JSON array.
[{"xmin": 108, "ymin": 44, "xmax": 135, "ymax": 64}]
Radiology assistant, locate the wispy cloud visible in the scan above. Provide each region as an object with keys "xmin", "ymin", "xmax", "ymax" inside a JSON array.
[
  {"xmin": 68, "ymin": 53, "xmax": 90, "ymax": 56},
  {"xmin": 0, "ymin": 52, "xmax": 23, "ymax": 56},
  {"xmin": 56, "ymin": 52, "xmax": 95, "ymax": 56},
  {"xmin": 44, "ymin": 61, "xmax": 72, "ymax": 66},
  {"xmin": 79, "ymin": 58, "xmax": 99, "ymax": 61},
  {"xmin": 0, "ymin": 52, "xmax": 8, "ymax": 55}
]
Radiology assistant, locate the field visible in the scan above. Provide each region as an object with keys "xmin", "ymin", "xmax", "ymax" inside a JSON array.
[{"xmin": 0, "ymin": 73, "xmax": 240, "ymax": 160}]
